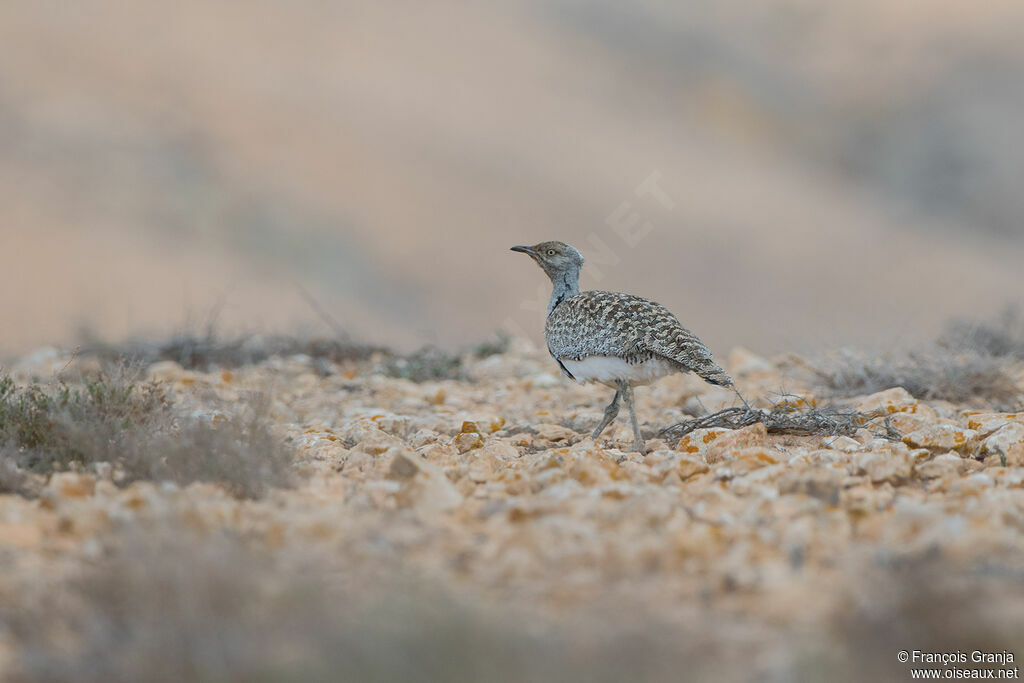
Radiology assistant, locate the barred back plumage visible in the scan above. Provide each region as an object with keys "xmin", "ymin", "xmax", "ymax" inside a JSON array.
[{"xmin": 545, "ymin": 291, "xmax": 733, "ymax": 387}]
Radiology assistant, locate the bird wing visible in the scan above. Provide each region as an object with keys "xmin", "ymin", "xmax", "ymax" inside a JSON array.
[
  {"xmin": 545, "ymin": 291, "xmax": 644, "ymax": 361},
  {"xmin": 641, "ymin": 311, "xmax": 734, "ymax": 386},
  {"xmin": 545, "ymin": 291, "xmax": 733, "ymax": 386}
]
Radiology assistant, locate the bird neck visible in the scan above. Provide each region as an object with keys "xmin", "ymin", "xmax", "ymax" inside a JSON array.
[{"xmin": 547, "ymin": 267, "xmax": 580, "ymax": 315}]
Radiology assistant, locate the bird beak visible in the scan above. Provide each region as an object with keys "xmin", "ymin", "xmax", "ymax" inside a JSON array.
[{"xmin": 510, "ymin": 245, "xmax": 538, "ymax": 257}]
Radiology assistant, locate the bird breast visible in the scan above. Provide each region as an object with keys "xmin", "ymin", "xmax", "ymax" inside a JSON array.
[{"xmin": 559, "ymin": 355, "xmax": 677, "ymax": 386}]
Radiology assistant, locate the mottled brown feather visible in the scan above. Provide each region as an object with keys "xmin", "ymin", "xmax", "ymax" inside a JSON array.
[{"xmin": 545, "ymin": 291, "xmax": 733, "ymax": 386}]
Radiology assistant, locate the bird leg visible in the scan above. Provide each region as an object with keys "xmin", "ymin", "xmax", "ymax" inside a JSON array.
[
  {"xmin": 618, "ymin": 380, "xmax": 646, "ymax": 455},
  {"xmin": 591, "ymin": 390, "xmax": 621, "ymax": 439}
]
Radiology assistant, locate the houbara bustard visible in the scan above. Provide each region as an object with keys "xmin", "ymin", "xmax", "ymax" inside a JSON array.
[{"xmin": 512, "ymin": 241, "xmax": 733, "ymax": 454}]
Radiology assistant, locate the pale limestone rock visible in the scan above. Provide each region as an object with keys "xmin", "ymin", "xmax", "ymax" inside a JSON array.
[
  {"xmin": 726, "ymin": 447, "xmax": 782, "ymax": 474},
  {"xmin": 903, "ymin": 424, "xmax": 977, "ymax": 451},
  {"xmin": 954, "ymin": 472, "xmax": 995, "ymax": 495},
  {"xmin": 566, "ymin": 452, "xmax": 618, "ymax": 487},
  {"xmin": 337, "ymin": 420, "xmax": 406, "ymax": 456},
  {"xmin": 481, "ymin": 439, "xmax": 520, "ymax": 462},
  {"xmin": 535, "ymin": 424, "xmax": 576, "ymax": 443},
  {"xmin": 853, "ymin": 429, "xmax": 876, "ymax": 444},
  {"xmin": 479, "ymin": 416, "xmax": 507, "ymax": 433},
  {"xmin": 909, "ymin": 448, "xmax": 933, "ymax": 463},
  {"xmin": 467, "ymin": 453, "xmax": 499, "ymax": 483},
  {"xmin": 963, "ymin": 412, "xmax": 1024, "ymax": 435},
  {"xmin": 854, "ymin": 387, "xmax": 918, "ymax": 415},
  {"xmin": 884, "ymin": 412, "xmax": 938, "ymax": 434},
  {"xmin": 370, "ymin": 413, "xmax": 413, "ymax": 437},
  {"xmin": 777, "ymin": 467, "xmax": 844, "ymax": 505},
  {"xmin": 675, "ymin": 423, "xmax": 766, "ymax": 464},
  {"xmin": 994, "ymin": 468, "xmax": 1024, "ymax": 487},
  {"xmin": 44, "ymin": 473, "xmax": 96, "ymax": 499},
  {"xmin": 860, "ymin": 438, "xmax": 894, "ymax": 451},
  {"xmin": 822, "ymin": 436, "xmax": 861, "ymax": 452},
  {"xmin": 676, "ymin": 453, "xmax": 710, "ymax": 481},
  {"xmin": 787, "ymin": 450, "xmax": 848, "ymax": 466},
  {"xmin": 982, "ymin": 422, "xmax": 1024, "ymax": 456},
  {"xmin": 408, "ymin": 428, "xmax": 440, "ymax": 449},
  {"xmin": 387, "ymin": 452, "xmax": 419, "ymax": 480},
  {"xmin": 644, "ymin": 438, "xmax": 668, "ymax": 452},
  {"xmin": 841, "ymin": 483, "xmax": 896, "ymax": 515},
  {"xmin": 453, "ymin": 432, "xmax": 484, "ymax": 453},
  {"xmin": 1005, "ymin": 445, "xmax": 1024, "ymax": 467},
  {"xmin": 389, "ymin": 451, "xmax": 462, "ymax": 513},
  {"xmin": 705, "ymin": 423, "xmax": 768, "ymax": 463},
  {"xmin": 855, "ymin": 451, "xmax": 913, "ymax": 485},
  {"xmin": 675, "ymin": 427, "xmax": 731, "ymax": 456},
  {"xmin": 915, "ymin": 453, "xmax": 967, "ymax": 480},
  {"xmin": 0, "ymin": 519, "xmax": 42, "ymax": 548},
  {"xmin": 645, "ymin": 454, "xmax": 683, "ymax": 486}
]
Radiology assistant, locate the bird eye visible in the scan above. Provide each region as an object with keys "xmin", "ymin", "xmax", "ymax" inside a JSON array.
[{"xmin": 546, "ymin": 249, "xmax": 556, "ymax": 256}]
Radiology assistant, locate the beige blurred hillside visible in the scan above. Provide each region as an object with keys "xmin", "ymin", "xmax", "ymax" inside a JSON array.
[{"xmin": 1, "ymin": 0, "xmax": 1023, "ymax": 357}]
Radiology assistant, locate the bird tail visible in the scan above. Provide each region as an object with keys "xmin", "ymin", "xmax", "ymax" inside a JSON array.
[
  {"xmin": 693, "ymin": 365, "xmax": 756, "ymax": 415},
  {"xmin": 696, "ymin": 361, "xmax": 734, "ymax": 388},
  {"xmin": 698, "ymin": 366, "xmax": 755, "ymax": 409}
]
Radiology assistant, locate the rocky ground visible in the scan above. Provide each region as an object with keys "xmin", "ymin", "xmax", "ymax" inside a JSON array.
[{"xmin": 2, "ymin": 340, "xmax": 1024, "ymax": 681}]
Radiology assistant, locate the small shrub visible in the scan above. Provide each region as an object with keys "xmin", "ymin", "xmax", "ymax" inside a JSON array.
[
  {"xmin": 130, "ymin": 400, "xmax": 292, "ymax": 499},
  {"xmin": 379, "ymin": 346, "xmax": 466, "ymax": 382},
  {"xmin": 0, "ymin": 367, "xmax": 291, "ymax": 498},
  {"xmin": 809, "ymin": 347, "xmax": 1019, "ymax": 403},
  {"xmin": 0, "ymin": 453, "xmax": 30, "ymax": 496},
  {"xmin": 792, "ymin": 560, "xmax": 1024, "ymax": 682},
  {"xmin": 3, "ymin": 529, "xmax": 698, "ymax": 683},
  {"xmin": 80, "ymin": 328, "xmax": 513, "ymax": 382},
  {"xmin": 379, "ymin": 333, "xmax": 513, "ymax": 383},
  {"xmin": 939, "ymin": 307, "xmax": 1024, "ymax": 359},
  {"xmin": 0, "ymin": 367, "xmax": 170, "ymax": 475},
  {"xmin": 81, "ymin": 331, "xmax": 386, "ymax": 372},
  {"xmin": 803, "ymin": 310, "xmax": 1024, "ymax": 403},
  {"xmin": 472, "ymin": 332, "xmax": 512, "ymax": 359}
]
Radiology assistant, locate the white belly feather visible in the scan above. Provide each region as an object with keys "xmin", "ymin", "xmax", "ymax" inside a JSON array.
[{"xmin": 559, "ymin": 355, "xmax": 678, "ymax": 386}]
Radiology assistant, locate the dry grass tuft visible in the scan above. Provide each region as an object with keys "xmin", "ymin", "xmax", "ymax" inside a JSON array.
[
  {"xmin": 6, "ymin": 528, "xmax": 1023, "ymax": 683},
  {"xmin": 801, "ymin": 310, "xmax": 1024, "ymax": 404},
  {"xmin": 378, "ymin": 345, "xmax": 467, "ymax": 382},
  {"xmin": 379, "ymin": 333, "xmax": 511, "ymax": 383},
  {"xmin": 792, "ymin": 560, "xmax": 1024, "ymax": 682},
  {"xmin": 80, "ymin": 328, "xmax": 511, "ymax": 383},
  {"xmin": 0, "ymin": 366, "xmax": 292, "ymax": 498},
  {"xmin": 939, "ymin": 307, "xmax": 1024, "ymax": 359},
  {"xmin": 3, "ymin": 528, "xmax": 704, "ymax": 683},
  {"xmin": 81, "ymin": 331, "xmax": 386, "ymax": 373},
  {"xmin": 808, "ymin": 347, "xmax": 1019, "ymax": 403}
]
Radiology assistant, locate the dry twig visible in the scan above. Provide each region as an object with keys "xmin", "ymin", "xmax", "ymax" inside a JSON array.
[{"xmin": 659, "ymin": 397, "xmax": 898, "ymax": 444}]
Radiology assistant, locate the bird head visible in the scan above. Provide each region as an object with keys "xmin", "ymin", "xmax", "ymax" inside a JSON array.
[{"xmin": 510, "ymin": 241, "xmax": 584, "ymax": 281}]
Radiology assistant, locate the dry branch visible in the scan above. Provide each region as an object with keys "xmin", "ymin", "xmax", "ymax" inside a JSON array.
[{"xmin": 659, "ymin": 400, "xmax": 899, "ymax": 444}]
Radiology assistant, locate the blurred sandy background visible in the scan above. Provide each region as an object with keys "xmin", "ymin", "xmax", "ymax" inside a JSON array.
[{"xmin": 2, "ymin": 0, "xmax": 1023, "ymax": 358}]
